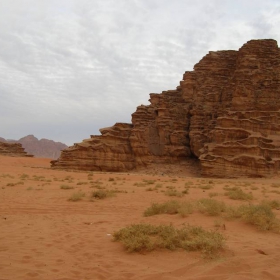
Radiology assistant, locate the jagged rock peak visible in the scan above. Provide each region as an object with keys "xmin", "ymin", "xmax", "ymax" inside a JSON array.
[{"xmin": 52, "ymin": 39, "xmax": 280, "ymax": 178}]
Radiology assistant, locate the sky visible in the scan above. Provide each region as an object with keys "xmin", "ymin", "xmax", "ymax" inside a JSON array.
[{"xmin": 0, "ymin": 0, "xmax": 279, "ymax": 145}]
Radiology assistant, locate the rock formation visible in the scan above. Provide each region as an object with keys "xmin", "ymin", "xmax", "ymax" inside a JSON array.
[
  {"xmin": 0, "ymin": 141, "xmax": 33, "ymax": 157},
  {"xmin": 52, "ymin": 39, "xmax": 280, "ymax": 178},
  {"xmin": 2, "ymin": 135, "xmax": 68, "ymax": 159}
]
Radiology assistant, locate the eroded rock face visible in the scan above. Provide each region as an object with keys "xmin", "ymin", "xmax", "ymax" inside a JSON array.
[
  {"xmin": 52, "ymin": 39, "xmax": 280, "ymax": 177},
  {"xmin": 200, "ymin": 40, "xmax": 280, "ymax": 177},
  {"xmin": 0, "ymin": 141, "xmax": 33, "ymax": 157},
  {"xmin": 51, "ymin": 123, "xmax": 135, "ymax": 171}
]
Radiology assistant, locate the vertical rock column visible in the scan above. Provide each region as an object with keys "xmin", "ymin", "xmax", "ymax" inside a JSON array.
[{"xmin": 130, "ymin": 89, "xmax": 191, "ymax": 165}]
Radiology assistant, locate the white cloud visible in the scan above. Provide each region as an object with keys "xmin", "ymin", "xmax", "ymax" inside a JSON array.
[{"xmin": 0, "ymin": 0, "xmax": 279, "ymax": 145}]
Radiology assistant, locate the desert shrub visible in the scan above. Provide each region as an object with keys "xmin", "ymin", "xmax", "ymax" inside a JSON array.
[
  {"xmin": 223, "ymin": 186, "xmax": 238, "ymax": 191},
  {"xmin": 155, "ymin": 183, "xmax": 163, "ymax": 189},
  {"xmin": 238, "ymin": 203, "xmax": 280, "ymax": 231},
  {"xmin": 199, "ymin": 185, "xmax": 213, "ymax": 190},
  {"xmin": 90, "ymin": 181, "xmax": 104, "ymax": 189},
  {"xmin": 182, "ymin": 189, "xmax": 189, "ymax": 194},
  {"xmin": 91, "ymin": 189, "xmax": 115, "ymax": 199},
  {"xmin": 271, "ymin": 183, "xmax": 280, "ymax": 188},
  {"xmin": 185, "ymin": 181, "xmax": 194, "ymax": 187},
  {"xmin": 144, "ymin": 201, "xmax": 193, "ymax": 217},
  {"xmin": 143, "ymin": 179, "xmax": 156, "ymax": 185},
  {"xmin": 68, "ymin": 191, "xmax": 85, "ymax": 201},
  {"xmin": 241, "ymin": 182, "xmax": 251, "ymax": 187},
  {"xmin": 197, "ymin": 199, "xmax": 226, "ymax": 216},
  {"xmin": 178, "ymin": 202, "xmax": 194, "ymax": 217},
  {"xmin": 270, "ymin": 190, "xmax": 280, "ymax": 194},
  {"xmin": 208, "ymin": 192, "xmax": 219, "ymax": 198},
  {"xmin": 108, "ymin": 177, "xmax": 115, "ymax": 181},
  {"xmin": 6, "ymin": 181, "xmax": 24, "ymax": 186},
  {"xmin": 224, "ymin": 206, "xmax": 242, "ymax": 220},
  {"xmin": 224, "ymin": 188, "xmax": 253, "ymax": 200},
  {"xmin": 113, "ymin": 223, "xmax": 225, "ymax": 257},
  {"xmin": 20, "ymin": 173, "xmax": 29, "ymax": 179},
  {"xmin": 60, "ymin": 185, "xmax": 74, "ymax": 190},
  {"xmin": 250, "ymin": 186, "xmax": 259, "ymax": 190},
  {"xmin": 144, "ymin": 201, "xmax": 181, "ymax": 216},
  {"xmin": 1, "ymin": 173, "xmax": 14, "ymax": 179},
  {"xmin": 165, "ymin": 189, "xmax": 184, "ymax": 197},
  {"xmin": 146, "ymin": 187, "xmax": 156, "ymax": 192},
  {"xmin": 134, "ymin": 182, "xmax": 147, "ymax": 187},
  {"xmin": 77, "ymin": 181, "xmax": 88, "ymax": 185},
  {"xmin": 33, "ymin": 175, "xmax": 46, "ymax": 181},
  {"xmin": 263, "ymin": 200, "xmax": 280, "ymax": 209}
]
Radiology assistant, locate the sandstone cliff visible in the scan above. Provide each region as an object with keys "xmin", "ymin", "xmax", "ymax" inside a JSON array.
[
  {"xmin": 52, "ymin": 39, "xmax": 280, "ymax": 178},
  {"xmin": 0, "ymin": 141, "xmax": 33, "ymax": 157}
]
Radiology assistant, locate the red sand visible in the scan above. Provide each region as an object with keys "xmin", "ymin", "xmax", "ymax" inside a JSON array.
[{"xmin": 1, "ymin": 155, "xmax": 280, "ymax": 280}]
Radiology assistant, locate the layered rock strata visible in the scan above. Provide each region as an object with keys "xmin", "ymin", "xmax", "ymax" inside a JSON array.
[
  {"xmin": 0, "ymin": 141, "xmax": 33, "ymax": 157},
  {"xmin": 52, "ymin": 39, "xmax": 280, "ymax": 178},
  {"xmin": 51, "ymin": 123, "xmax": 135, "ymax": 171}
]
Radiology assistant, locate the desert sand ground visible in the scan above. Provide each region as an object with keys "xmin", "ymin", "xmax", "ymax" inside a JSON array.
[{"xmin": 1, "ymin": 155, "xmax": 280, "ymax": 280}]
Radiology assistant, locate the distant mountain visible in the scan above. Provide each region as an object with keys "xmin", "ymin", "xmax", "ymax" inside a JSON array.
[{"xmin": 1, "ymin": 135, "xmax": 68, "ymax": 159}]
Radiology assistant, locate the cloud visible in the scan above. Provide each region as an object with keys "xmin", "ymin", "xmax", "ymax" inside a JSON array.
[{"xmin": 0, "ymin": 0, "xmax": 279, "ymax": 145}]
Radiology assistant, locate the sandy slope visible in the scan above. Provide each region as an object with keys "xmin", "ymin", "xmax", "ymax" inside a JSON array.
[{"xmin": 0, "ymin": 155, "xmax": 280, "ymax": 280}]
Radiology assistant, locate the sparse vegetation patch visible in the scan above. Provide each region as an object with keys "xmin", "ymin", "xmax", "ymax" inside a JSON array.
[
  {"xmin": 197, "ymin": 199, "xmax": 226, "ymax": 216},
  {"xmin": 91, "ymin": 189, "xmax": 116, "ymax": 200},
  {"xmin": 224, "ymin": 188, "xmax": 253, "ymax": 200},
  {"xmin": 144, "ymin": 200, "xmax": 193, "ymax": 217},
  {"xmin": 60, "ymin": 185, "xmax": 74, "ymax": 190},
  {"xmin": 68, "ymin": 191, "xmax": 85, "ymax": 201},
  {"xmin": 113, "ymin": 223, "xmax": 225, "ymax": 257}
]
